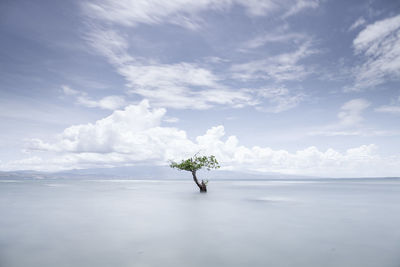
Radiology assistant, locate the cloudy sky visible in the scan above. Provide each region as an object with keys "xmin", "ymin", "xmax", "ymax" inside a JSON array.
[{"xmin": 1, "ymin": 0, "xmax": 400, "ymax": 177}]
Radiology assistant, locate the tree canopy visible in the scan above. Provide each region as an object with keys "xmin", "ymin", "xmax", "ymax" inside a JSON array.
[{"xmin": 169, "ymin": 154, "xmax": 220, "ymax": 173}]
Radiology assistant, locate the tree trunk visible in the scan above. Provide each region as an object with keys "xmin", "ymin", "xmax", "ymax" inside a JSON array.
[{"xmin": 192, "ymin": 171, "xmax": 207, "ymax": 193}]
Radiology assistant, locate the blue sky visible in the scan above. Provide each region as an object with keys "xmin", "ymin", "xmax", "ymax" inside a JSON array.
[{"xmin": 1, "ymin": 0, "xmax": 400, "ymax": 177}]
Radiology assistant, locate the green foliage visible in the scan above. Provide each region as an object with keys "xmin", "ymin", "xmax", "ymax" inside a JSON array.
[{"xmin": 169, "ymin": 154, "xmax": 220, "ymax": 173}]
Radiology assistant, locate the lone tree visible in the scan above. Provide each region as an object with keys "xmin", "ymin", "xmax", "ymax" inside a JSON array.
[{"xmin": 169, "ymin": 154, "xmax": 220, "ymax": 193}]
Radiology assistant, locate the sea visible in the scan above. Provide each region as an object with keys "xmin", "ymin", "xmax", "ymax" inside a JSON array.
[{"xmin": 1, "ymin": 178, "xmax": 399, "ymax": 267}]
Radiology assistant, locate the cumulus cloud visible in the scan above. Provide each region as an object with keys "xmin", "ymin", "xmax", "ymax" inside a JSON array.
[
  {"xmin": 1, "ymin": 100, "xmax": 398, "ymax": 177},
  {"xmin": 25, "ymin": 100, "xmax": 195, "ymax": 169},
  {"xmin": 350, "ymin": 14, "xmax": 400, "ymax": 91},
  {"xmin": 29, "ymin": 100, "xmax": 190, "ymax": 156}
]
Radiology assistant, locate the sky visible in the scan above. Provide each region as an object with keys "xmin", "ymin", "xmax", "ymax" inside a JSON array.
[{"xmin": 0, "ymin": 0, "xmax": 400, "ymax": 177}]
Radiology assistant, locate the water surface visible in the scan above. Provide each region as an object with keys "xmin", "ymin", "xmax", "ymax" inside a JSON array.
[{"xmin": 1, "ymin": 179, "xmax": 399, "ymax": 267}]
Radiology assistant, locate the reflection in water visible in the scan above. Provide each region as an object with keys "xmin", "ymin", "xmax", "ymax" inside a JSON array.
[{"xmin": 1, "ymin": 179, "xmax": 400, "ymax": 267}]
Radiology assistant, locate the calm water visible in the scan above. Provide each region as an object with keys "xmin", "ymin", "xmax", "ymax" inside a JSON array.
[{"xmin": 0, "ymin": 179, "xmax": 400, "ymax": 267}]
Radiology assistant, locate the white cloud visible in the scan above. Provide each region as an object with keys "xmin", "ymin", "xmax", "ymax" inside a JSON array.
[
  {"xmin": 308, "ymin": 130, "xmax": 399, "ymax": 137},
  {"xmin": 236, "ymin": 29, "xmax": 315, "ymax": 112},
  {"xmin": 348, "ymin": 17, "xmax": 366, "ymax": 31},
  {"xmin": 121, "ymin": 63, "xmax": 257, "ymax": 109},
  {"xmin": 282, "ymin": 0, "xmax": 319, "ymax": 18},
  {"xmin": 120, "ymin": 62, "xmax": 219, "ymax": 88},
  {"xmin": 82, "ymin": 0, "xmax": 228, "ymax": 29},
  {"xmin": 62, "ymin": 85, "xmax": 80, "ymax": 96},
  {"xmin": 337, "ymin": 98, "xmax": 370, "ymax": 126},
  {"xmin": 243, "ymin": 31, "xmax": 308, "ymax": 49},
  {"xmin": 84, "ymin": 26, "xmax": 308, "ymax": 113},
  {"xmin": 81, "ymin": 1, "xmax": 320, "ymax": 111},
  {"xmin": 353, "ymin": 15, "xmax": 400, "ymax": 53},
  {"xmin": 309, "ymin": 98, "xmax": 373, "ymax": 136},
  {"xmin": 375, "ymin": 96, "xmax": 400, "ymax": 114},
  {"xmin": 232, "ymin": 40, "xmax": 317, "ymax": 82},
  {"xmin": 84, "ymin": 27, "xmax": 134, "ymax": 65},
  {"xmin": 255, "ymin": 87, "xmax": 305, "ymax": 113},
  {"xmin": 62, "ymin": 85, "xmax": 127, "ymax": 110},
  {"xmin": 375, "ymin": 106, "xmax": 400, "ymax": 114},
  {"xmin": 350, "ymin": 14, "xmax": 400, "ymax": 90},
  {"xmin": 28, "ymin": 100, "xmax": 187, "ymax": 155},
  {"xmin": 163, "ymin": 116, "xmax": 179, "ymax": 123},
  {"xmin": 82, "ymin": 0, "xmax": 320, "ymax": 30},
  {"xmin": 2, "ymin": 100, "xmax": 399, "ymax": 177},
  {"xmin": 77, "ymin": 95, "xmax": 127, "ymax": 110},
  {"xmin": 84, "ymin": 27, "xmax": 257, "ymax": 110},
  {"xmin": 22, "ymin": 100, "xmax": 194, "ymax": 170}
]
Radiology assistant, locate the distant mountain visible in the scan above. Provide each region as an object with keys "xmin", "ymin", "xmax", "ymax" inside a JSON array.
[
  {"xmin": 1, "ymin": 167, "xmax": 399, "ymax": 180},
  {"xmin": 0, "ymin": 165, "xmax": 313, "ymax": 180},
  {"xmin": 0, "ymin": 170, "xmax": 52, "ymax": 180}
]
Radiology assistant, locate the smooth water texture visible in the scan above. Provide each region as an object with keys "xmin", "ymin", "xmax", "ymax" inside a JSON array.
[{"xmin": 1, "ymin": 179, "xmax": 400, "ymax": 267}]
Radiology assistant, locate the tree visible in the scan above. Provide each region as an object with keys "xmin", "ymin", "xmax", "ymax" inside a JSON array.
[{"xmin": 169, "ymin": 154, "xmax": 220, "ymax": 193}]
